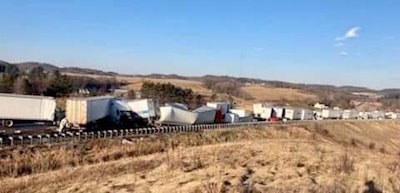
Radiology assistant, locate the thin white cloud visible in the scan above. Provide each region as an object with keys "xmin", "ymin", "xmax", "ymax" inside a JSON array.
[
  {"xmin": 339, "ymin": 51, "xmax": 348, "ymax": 56},
  {"xmin": 334, "ymin": 42, "xmax": 345, "ymax": 47},
  {"xmin": 345, "ymin": 27, "xmax": 360, "ymax": 38},
  {"xmin": 335, "ymin": 27, "xmax": 361, "ymax": 41}
]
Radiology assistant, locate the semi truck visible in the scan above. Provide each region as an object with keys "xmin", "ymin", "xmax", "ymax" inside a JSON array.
[
  {"xmin": 0, "ymin": 93, "xmax": 57, "ymax": 128},
  {"xmin": 321, "ymin": 108, "xmax": 341, "ymax": 119},
  {"xmin": 64, "ymin": 96, "xmax": 115, "ymax": 130},
  {"xmin": 342, "ymin": 110, "xmax": 359, "ymax": 119}
]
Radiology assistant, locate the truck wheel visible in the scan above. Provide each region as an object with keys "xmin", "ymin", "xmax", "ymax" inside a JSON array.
[{"xmin": 5, "ymin": 120, "xmax": 13, "ymax": 128}]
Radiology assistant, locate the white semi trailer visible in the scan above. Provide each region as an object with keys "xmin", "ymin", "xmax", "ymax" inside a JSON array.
[
  {"xmin": 126, "ymin": 99, "xmax": 160, "ymax": 122},
  {"xmin": 301, "ymin": 109, "xmax": 314, "ymax": 120},
  {"xmin": 284, "ymin": 108, "xmax": 302, "ymax": 120},
  {"xmin": 0, "ymin": 93, "xmax": 56, "ymax": 127},
  {"xmin": 321, "ymin": 109, "xmax": 341, "ymax": 119},
  {"xmin": 158, "ymin": 106, "xmax": 198, "ymax": 125},
  {"xmin": 207, "ymin": 102, "xmax": 230, "ymax": 115},
  {"xmin": 342, "ymin": 110, "xmax": 359, "ymax": 119},
  {"xmin": 65, "ymin": 96, "xmax": 114, "ymax": 129}
]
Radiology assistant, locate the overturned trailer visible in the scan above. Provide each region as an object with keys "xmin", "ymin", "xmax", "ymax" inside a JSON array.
[
  {"xmin": 225, "ymin": 113, "xmax": 240, "ymax": 123},
  {"xmin": 0, "ymin": 93, "xmax": 56, "ymax": 127},
  {"xmin": 229, "ymin": 109, "xmax": 253, "ymax": 123},
  {"xmin": 193, "ymin": 106, "xmax": 216, "ymax": 124},
  {"xmin": 126, "ymin": 99, "xmax": 160, "ymax": 122},
  {"xmin": 229, "ymin": 109, "xmax": 252, "ymax": 117},
  {"xmin": 158, "ymin": 106, "xmax": 198, "ymax": 126}
]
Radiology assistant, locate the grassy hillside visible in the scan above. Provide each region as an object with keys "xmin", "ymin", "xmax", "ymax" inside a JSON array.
[{"xmin": 1, "ymin": 120, "xmax": 400, "ymax": 192}]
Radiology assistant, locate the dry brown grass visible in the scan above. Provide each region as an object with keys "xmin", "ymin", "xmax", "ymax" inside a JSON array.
[
  {"xmin": 1, "ymin": 121, "xmax": 400, "ymax": 192},
  {"xmin": 241, "ymin": 85, "xmax": 317, "ymax": 102}
]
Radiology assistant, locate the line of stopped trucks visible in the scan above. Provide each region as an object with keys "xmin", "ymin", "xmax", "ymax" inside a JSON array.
[{"xmin": 0, "ymin": 93, "xmax": 398, "ymax": 136}]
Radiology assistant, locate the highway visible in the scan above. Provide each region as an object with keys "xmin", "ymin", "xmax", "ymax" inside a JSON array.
[{"xmin": 0, "ymin": 119, "xmax": 395, "ymax": 148}]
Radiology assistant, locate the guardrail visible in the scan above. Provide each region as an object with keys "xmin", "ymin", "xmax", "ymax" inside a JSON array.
[{"xmin": 0, "ymin": 119, "xmax": 394, "ymax": 148}]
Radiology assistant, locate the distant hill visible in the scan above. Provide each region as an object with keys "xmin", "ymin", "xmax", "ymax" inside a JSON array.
[
  {"xmin": 338, "ymin": 86, "xmax": 376, "ymax": 93},
  {"xmin": 2, "ymin": 59, "xmax": 399, "ymax": 96},
  {"xmin": 62, "ymin": 67, "xmax": 118, "ymax": 76},
  {"xmin": 14, "ymin": 62, "xmax": 60, "ymax": 72},
  {"xmin": 0, "ymin": 60, "xmax": 118, "ymax": 76}
]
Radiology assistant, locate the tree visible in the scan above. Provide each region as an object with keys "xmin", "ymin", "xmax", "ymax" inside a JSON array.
[
  {"xmin": 13, "ymin": 77, "xmax": 32, "ymax": 94},
  {"xmin": 4, "ymin": 64, "xmax": 20, "ymax": 79},
  {"xmin": 210, "ymin": 93, "xmax": 218, "ymax": 101},
  {"xmin": 28, "ymin": 66, "xmax": 46, "ymax": 79},
  {"xmin": 0, "ymin": 76, "xmax": 14, "ymax": 93},
  {"xmin": 45, "ymin": 72, "xmax": 72, "ymax": 97},
  {"xmin": 0, "ymin": 64, "xmax": 5, "ymax": 73},
  {"xmin": 0, "ymin": 64, "xmax": 20, "ymax": 93},
  {"xmin": 28, "ymin": 66, "xmax": 48, "ymax": 95},
  {"xmin": 127, "ymin": 89, "xmax": 136, "ymax": 99}
]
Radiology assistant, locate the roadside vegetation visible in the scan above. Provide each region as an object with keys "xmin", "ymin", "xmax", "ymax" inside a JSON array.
[
  {"xmin": 141, "ymin": 81, "xmax": 204, "ymax": 109},
  {"xmin": 0, "ymin": 64, "xmax": 121, "ymax": 97},
  {"xmin": 0, "ymin": 121, "xmax": 400, "ymax": 192}
]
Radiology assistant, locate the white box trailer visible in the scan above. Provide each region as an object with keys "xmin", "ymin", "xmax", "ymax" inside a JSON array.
[
  {"xmin": 66, "ymin": 96, "xmax": 113, "ymax": 127},
  {"xmin": 284, "ymin": 108, "xmax": 302, "ymax": 120},
  {"xmin": 342, "ymin": 110, "xmax": 359, "ymax": 119},
  {"xmin": 358, "ymin": 112, "xmax": 371, "ymax": 119},
  {"xmin": 273, "ymin": 107, "xmax": 285, "ymax": 119},
  {"xmin": 385, "ymin": 112, "xmax": 399, "ymax": 119},
  {"xmin": 229, "ymin": 109, "xmax": 252, "ymax": 117},
  {"xmin": 314, "ymin": 110, "xmax": 323, "ymax": 120},
  {"xmin": 253, "ymin": 103, "xmax": 281, "ymax": 120},
  {"xmin": 207, "ymin": 102, "xmax": 230, "ymax": 114},
  {"xmin": 193, "ymin": 106, "xmax": 216, "ymax": 124},
  {"xmin": 0, "ymin": 93, "xmax": 56, "ymax": 127},
  {"xmin": 301, "ymin": 109, "xmax": 314, "ymax": 120},
  {"xmin": 225, "ymin": 113, "xmax": 240, "ymax": 123},
  {"xmin": 261, "ymin": 108, "xmax": 273, "ymax": 119},
  {"xmin": 126, "ymin": 99, "xmax": 160, "ymax": 120},
  {"xmin": 321, "ymin": 109, "xmax": 341, "ymax": 119},
  {"xmin": 370, "ymin": 111, "xmax": 384, "ymax": 120},
  {"xmin": 158, "ymin": 106, "xmax": 198, "ymax": 126},
  {"xmin": 253, "ymin": 103, "xmax": 266, "ymax": 118}
]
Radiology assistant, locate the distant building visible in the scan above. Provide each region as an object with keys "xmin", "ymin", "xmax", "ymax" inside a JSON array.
[
  {"xmin": 78, "ymin": 89, "xmax": 90, "ymax": 95},
  {"xmin": 314, "ymin": 103, "xmax": 328, "ymax": 109}
]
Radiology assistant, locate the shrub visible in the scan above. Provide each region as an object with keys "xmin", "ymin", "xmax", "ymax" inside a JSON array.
[{"xmin": 369, "ymin": 142, "xmax": 376, "ymax": 150}]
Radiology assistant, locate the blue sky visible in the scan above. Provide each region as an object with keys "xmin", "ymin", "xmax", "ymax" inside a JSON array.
[{"xmin": 1, "ymin": 0, "xmax": 399, "ymax": 89}]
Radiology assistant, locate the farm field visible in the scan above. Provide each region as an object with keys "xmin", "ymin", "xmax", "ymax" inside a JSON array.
[
  {"xmin": 65, "ymin": 73, "xmax": 319, "ymax": 110},
  {"xmin": 1, "ymin": 120, "xmax": 400, "ymax": 193}
]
